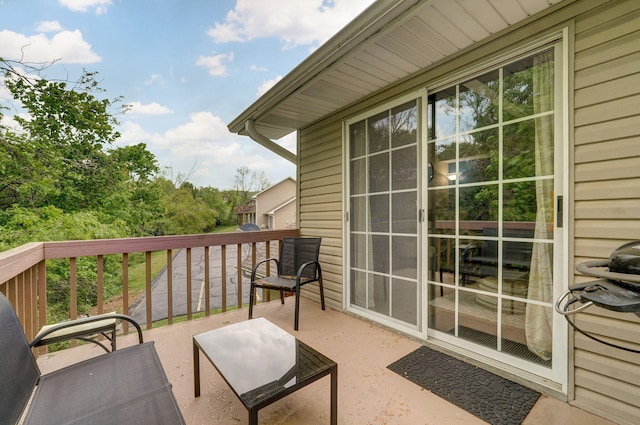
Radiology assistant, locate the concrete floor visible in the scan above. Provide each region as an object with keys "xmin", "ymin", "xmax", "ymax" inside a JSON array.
[{"xmin": 37, "ymin": 298, "xmax": 616, "ymax": 425}]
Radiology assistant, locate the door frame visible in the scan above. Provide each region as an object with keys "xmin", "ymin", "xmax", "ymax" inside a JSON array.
[
  {"xmin": 419, "ymin": 29, "xmax": 569, "ymax": 391},
  {"xmin": 343, "ymin": 28, "xmax": 570, "ymax": 393}
]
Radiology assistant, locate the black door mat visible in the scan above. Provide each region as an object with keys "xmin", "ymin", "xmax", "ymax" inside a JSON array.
[
  {"xmin": 457, "ymin": 326, "xmax": 551, "ymax": 367},
  {"xmin": 387, "ymin": 346, "xmax": 540, "ymax": 425}
]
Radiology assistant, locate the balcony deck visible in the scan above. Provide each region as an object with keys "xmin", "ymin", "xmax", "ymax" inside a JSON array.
[{"xmin": 36, "ymin": 298, "xmax": 614, "ymax": 425}]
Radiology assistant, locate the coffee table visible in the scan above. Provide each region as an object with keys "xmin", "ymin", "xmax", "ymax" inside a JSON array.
[{"xmin": 193, "ymin": 317, "xmax": 337, "ymax": 424}]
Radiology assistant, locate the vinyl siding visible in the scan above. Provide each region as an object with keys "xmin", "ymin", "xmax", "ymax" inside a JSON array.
[
  {"xmin": 298, "ymin": 124, "xmax": 344, "ymax": 309},
  {"xmin": 573, "ymin": 0, "xmax": 640, "ymax": 422}
]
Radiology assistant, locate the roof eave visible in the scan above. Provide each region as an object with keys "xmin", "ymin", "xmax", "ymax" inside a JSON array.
[{"xmin": 227, "ymin": 0, "xmax": 425, "ymax": 136}]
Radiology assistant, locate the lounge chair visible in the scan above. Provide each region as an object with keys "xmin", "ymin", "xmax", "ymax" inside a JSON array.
[{"xmin": 0, "ymin": 292, "xmax": 185, "ymax": 425}]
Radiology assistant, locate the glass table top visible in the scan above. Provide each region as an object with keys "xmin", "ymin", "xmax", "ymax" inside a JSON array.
[{"xmin": 194, "ymin": 317, "xmax": 336, "ymax": 408}]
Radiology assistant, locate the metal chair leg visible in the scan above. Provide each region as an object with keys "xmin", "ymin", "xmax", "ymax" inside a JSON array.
[
  {"xmin": 248, "ymin": 284, "xmax": 255, "ymax": 319},
  {"xmin": 110, "ymin": 328, "xmax": 116, "ymax": 351},
  {"xmin": 318, "ymin": 276, "xmax": 326, "ymax": 311},
  {"xmin": 294, "ymin": 286, "xmax": 301, "ymax": 331}
]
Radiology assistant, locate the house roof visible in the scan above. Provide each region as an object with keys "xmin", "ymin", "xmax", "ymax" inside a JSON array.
[
  {"xmin": 252, "ymin": 176, "xmax": 296, "ymax": 199},
  {"xmin": 266, "ymin": 198, "xmax": 296, "ymax": 217},
  {"xmin": 228, "ymin": 0, "xmax": 571, "ymax": 149}
]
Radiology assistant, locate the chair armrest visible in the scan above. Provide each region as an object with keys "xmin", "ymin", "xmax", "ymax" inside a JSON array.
[
  {"xmin": 29, "ymin": 313, "xmax": 144, "ymax": 348},
  {"xmin": 460, "ymin": 243, "xmax": 478, "ymax": 262},
  {"xmin": 295, "ymin": 260, "xmax": 322, "ymax": 284},
  {"xmin": 251, "ymin": 257, "xmax": 279, "ymax": 280}
]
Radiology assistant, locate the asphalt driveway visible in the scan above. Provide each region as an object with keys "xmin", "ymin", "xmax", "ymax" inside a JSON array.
[{"xmin": 129, "ymin": 246, "xmax": 252, "ymax": 325}]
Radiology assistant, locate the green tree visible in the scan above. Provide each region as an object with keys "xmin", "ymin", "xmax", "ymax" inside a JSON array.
[
  {"xmin": 163, "ymin": 187, "xmax": 218, "ymax": 234},
  {"xmin": 0, "ymin": 204, "xmax": 128, "ymax": 318},
  {"xmin": 2, "ymin": 70, "xmax": 126, "ymax": 211},
  {"xmin": 142, "ymin": 177, "xmax": 220, "ymax": 235},
  {"xmin": 0, "ymin": 130, "xmax": 55, "ymax": 208},
  {"xmin": 197, "ymin": 186, "xmax": 226, "ymax": 226},
  {"xmin": 100, "ymin": 143, "xmax": 162, "ymax": 235},
  {"xmin": 225, "ymin": 166, "xmax": 270, "ymax": 224}
]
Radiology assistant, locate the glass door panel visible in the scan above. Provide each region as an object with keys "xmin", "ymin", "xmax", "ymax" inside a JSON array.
[
  {"xmin": 427, "ymin": 48, "xmax": 556, "ymax": 367},
  {"xmin": 348, "ymin": 99, "xmax": 420, "ymax": 327}
]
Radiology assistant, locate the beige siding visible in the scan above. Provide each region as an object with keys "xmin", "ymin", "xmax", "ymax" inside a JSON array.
[
  {"xmin": 254, "ymin": 178, "xmax": 296, "ymax": 229},
  {"xmin": 573, "ymin": 0, "xmax": 640, "ymax": 422},
  {"xmin": 298, "ymin": 124, "xmax": 344, "ymax": 309}
]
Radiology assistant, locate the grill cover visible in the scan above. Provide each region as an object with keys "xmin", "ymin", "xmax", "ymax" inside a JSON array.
[{"xmin": 609, "ymin": 241, "xmax": 640, "ymax": 276}]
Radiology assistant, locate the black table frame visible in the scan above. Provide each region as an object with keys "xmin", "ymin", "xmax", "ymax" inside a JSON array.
[{"xmin": 193, "ymin": 318, "xmax": 337, "ymax": 424}]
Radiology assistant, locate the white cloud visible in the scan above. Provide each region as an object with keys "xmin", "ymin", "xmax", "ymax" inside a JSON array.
[
  {"xmin": 35, "ymin": 21, "xmax": 64, "ymax": 33},
  {"xmin": 0, "ymin": 77, "xmax": 16, "ymax": 104},
  {"xmin": 120, "ymin": 111, "xmax": 236, "ymax": 157},
  {"xmin": 195, "ymin": 52, "xmax": 234, "ymax": 76},
  {"xmin": 0, "ymin": 29, "xmax": 100, "ymax": 64},
  {"xmin": 145, "ymin": 73, "xmax": 167, "ymax": 86},
  {"xmin": 277, "ymin": 132, "xmax": 297, "ymax": 153},
  {"xmin": 126, "ymin": 101, "xmax": 173, "ymax": 116},
  {"xmin": 59, "ymin": 0, "xmax": 112, "ymax": 14},
  {"xmin": 162, "ymin": 112, "xmax": 231, "ymax": 149},
  {"xmin": 117, "ymin": 121, "xmax": 157, "ymax": 146},
  {"xmin": 257, "ymin": 75, "xmax": 282, "ymax": 97},
  {"xmin": 117, "ymin": 112, "xmax": 295, "ymax": 189},
  {"xmin": 0, "ymin": 114, "xmax": 23, "ymax": 133},
  {"xmin": 208, "ymin": 0, "xmax": 374, "ymax": 49}
]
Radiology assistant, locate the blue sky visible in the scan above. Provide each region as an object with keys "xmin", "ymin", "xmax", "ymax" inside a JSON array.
[{"xmin": 0, "ymin": 0, "xmax": 374, "ymax": 189}]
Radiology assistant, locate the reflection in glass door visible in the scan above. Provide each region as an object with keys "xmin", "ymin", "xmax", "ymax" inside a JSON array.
[
  {"xmin": 427, "ymin": 49, "xmax": 557, "ymax": 367},
  {"xmin": 348, "ymin": 100, "xmax": 420, "ymax": 327}
]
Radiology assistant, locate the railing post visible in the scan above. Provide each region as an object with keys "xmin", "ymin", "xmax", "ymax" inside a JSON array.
[
  {"xmin": 237, "ymin": 244, "xmax": 242, "ymax": 308},
  {"xmin": 26, "ymin": 267, "xmax": 36, "ymax": 341},
  {"xmin": 97, "ymin": 255, "xmax": 104, "ymax": 314},
  {"xmin": 266, "ymin": 242, "xmax": 271, "ymax": 302},
  {"xmin": 37, "ymin": 260, "xmax": 47, "ymax": 353},
  {"xmin": 145, "ymin": 251, "xmax": 152, "ymax": 329},
  {"xmin": 204, "ymin": 246, "xmax": 210, "ymax": 316},
  {"xmin": 187, "ymin": 248, "xmax": 192, "ymax": 320},
  {"xmin": 17, "ymin": 274, "xmax": 25, "ymax": 329},
  {"xmin": 221, "ymin": 245, "xmax": 227, "ymax": 312},
  {"xmin": 69, "ymin": 258, "xmax": 77, "ymax": 347},
  {"xmin": 167, "ymin": 250, "xmax": 173, "ymax": 325},
  {"xmin": 122, "ymin": 253, "xmax": 129, "ymax": 334},
  {"xmin": 69, "ymin": 258, "xmax": 77, "ymax": 321}
]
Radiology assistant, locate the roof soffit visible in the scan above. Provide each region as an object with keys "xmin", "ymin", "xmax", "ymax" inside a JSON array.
[{"xmin": 228, "ymin": 0, "xmax": 570, "ymax": 141}]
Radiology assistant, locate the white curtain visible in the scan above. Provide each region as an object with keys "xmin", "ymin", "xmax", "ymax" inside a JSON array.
[{"xmin": 525, "ymin": 50, "xmax": 555, "ymax": 360}]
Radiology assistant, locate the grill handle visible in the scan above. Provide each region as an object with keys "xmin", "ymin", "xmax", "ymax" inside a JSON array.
[{"xmin": 577, "ymin": 260, "xmax": 640, "ymax": 284}]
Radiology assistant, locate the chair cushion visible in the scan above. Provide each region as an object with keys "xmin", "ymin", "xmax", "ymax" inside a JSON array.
[
  {"xmin": 23, "ymin": 342, "xmax": 185, "ymax": 425},
  {"xmin": 34, "ymin": 312, "xmax": 117, "ymax": 345},
  {"xmin": 254, "ymin": 275, "xmax": 314, "ymax": 290}
]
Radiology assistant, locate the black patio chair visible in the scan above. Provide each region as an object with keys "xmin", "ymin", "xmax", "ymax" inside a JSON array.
[
  {"xmin": 0, "ymin": 292, "xmax": 186, "ymax": 425},
  {"xmin": 248, "ymin": 237, "xmax": 325, "ymax": 330}
]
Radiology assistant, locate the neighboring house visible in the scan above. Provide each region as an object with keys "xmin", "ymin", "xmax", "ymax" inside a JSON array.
[
  {"xmin": 234, "ymin": 199, "xmax": 255, "ymax": 226},
  {"xmin": 254, "ymin": 177, "xmax": 296, "ymax": 229},
  {"xmin": 228, "ymin": 1, "xmax": 640, "ymax": 423}
]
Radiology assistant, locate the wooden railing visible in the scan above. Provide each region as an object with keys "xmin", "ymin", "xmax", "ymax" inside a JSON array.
[{"xmin": 0, "ymin": 229, "xmax": 299, "ymax": 342}]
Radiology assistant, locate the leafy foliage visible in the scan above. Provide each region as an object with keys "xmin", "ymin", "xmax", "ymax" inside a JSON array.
[{"xmin": 0, "ymin": 62, "xmax": 270, "ymax": 321}]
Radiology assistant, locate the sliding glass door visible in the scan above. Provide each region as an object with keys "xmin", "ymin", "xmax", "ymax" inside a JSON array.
[{"xmin": 346, "ymin": 42, "xmax": 564, "ymax": 381}]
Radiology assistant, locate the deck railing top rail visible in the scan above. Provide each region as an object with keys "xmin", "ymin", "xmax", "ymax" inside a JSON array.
[
  {"xmin": 42, "ymin": 229, "xmax": 299, "ymax": 259},
  {"xmin": 0, "ymin": 229, "xmax": 300, "ymax": 343}
]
